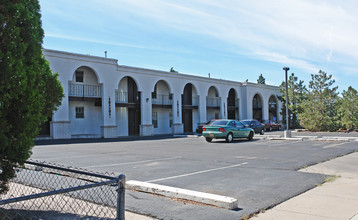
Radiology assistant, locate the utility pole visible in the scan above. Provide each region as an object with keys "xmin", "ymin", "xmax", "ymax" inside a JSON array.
[{"xmin": 283, "ymin": 67, "xmax": 291, "ymax": 138}]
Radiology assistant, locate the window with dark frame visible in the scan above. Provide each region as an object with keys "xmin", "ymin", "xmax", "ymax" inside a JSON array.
[
  {"xmin": 75, "ymin": 71, "xmax": 84, "ymax": 82},
  {"xmin": 152, "ymin": 112, "xmax": 158, "ymax": 128},
  {"xmin": 75, "ymin": 107, "xmax": 84, "ymax": 118},
  {"xmin": 169, "ymin": 111, "xmax": 172, "ymax": 127}
]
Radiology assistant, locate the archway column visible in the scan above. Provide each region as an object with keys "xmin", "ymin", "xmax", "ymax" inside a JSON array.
[
  {"xmin": 220, "ymin": 96, "xmax": 227, "ymax": 119},
  {"xmin": 262, "ymin": 96, "xmax": 269, "ymax": 122},
  {"xmin": 140, "ymin": 89, "xmax": 153, "ymax": 136},
  {"xmin": 198, "ymin": 91, "xmax": 207, "ymax": 125},
  {"xmin": 101, "ymin": 81, "xmax": 117, "ymax": 138},
  {"xmin": 171, "ymin": 92, "xmax": 183, "ymax": 134}
]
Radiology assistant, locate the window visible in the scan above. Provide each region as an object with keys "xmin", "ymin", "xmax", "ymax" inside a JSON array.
[
  {"xmin": 75, "ymin": 71, "xmax": 84, "ymax": 82},
  {"xmin": 169, "ymin": 111, "xmax": 172, "ymax": 127},
  {"xmin": 152, "ymin": 112, "xmax": 158, "ymax": 128},
  {"xmin": 236, "ymin": 121, "xmax": 244, "ymax": 129},
  {"xmin": 75, "ymin": 107, "xmax": 84, "ymax": 118},
  {"xmin": 211, "ymin": 120, "xmax": 228, "ymax": 126}
]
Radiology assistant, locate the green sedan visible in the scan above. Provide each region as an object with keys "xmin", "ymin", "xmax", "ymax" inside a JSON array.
[{"xmin": 202, "ymin": 119, "xmax": 255, "ymax": 143}]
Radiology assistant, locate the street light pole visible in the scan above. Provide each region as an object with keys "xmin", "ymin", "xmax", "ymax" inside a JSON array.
[{"xmin": 283, "ymin": 67, "xmax": 290, "ymax": 138}]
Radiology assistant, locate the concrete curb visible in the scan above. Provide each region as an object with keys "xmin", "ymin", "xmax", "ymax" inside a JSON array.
[
  {"xmin": 269, "ymin": 137, "xmax": 304, "ymax": 141},
  {"xmin": 256, "ymin": 135, "xmax": 358, "ymax": 142},
  {"xmin": 127, "ymin": 180, "xmax": 238, "ymax": 210},
  {"xmin": 321, "ymin": 136, "xmax": 358, "ymax": 142}
]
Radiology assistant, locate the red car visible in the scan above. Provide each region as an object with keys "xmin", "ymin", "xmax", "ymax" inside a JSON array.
[{"xmin": 263, "ymin": 120, "xmax": 281, "ymax": 131}]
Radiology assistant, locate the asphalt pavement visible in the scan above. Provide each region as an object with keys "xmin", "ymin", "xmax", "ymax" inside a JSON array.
[{"xmin": 31, "ymin": 131, "xmax": 358, "ymax": 219}]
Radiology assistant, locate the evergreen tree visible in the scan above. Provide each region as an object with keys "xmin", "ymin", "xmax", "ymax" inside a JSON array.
[
  {"xmin": 337, "ymin": 86, "xmax": 358, "ymax": 130},
  {"xmin": 278, "ymin": 73, "xmax": 306, "ymax": 128},
  {"xmin": 170, "ymin": 67, "xmax": 178, "ymax": 73},
  {"xmin": 0, "ymin": 0, "xmax": 64, "ymax": 193},
  {"xmin": 257, "ymin": 74, "xmax": 266, "ymax": 84},
  {"xmin": 298, "ymin": 70, "xmax": 339, "ymax": 131}
]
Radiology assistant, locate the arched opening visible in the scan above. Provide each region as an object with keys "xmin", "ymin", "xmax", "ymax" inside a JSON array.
[
  {"xmin": 206, "ymin": 86, "xmax": 220, "ymax": 120},
  {"xmin": 269, "ymin": 95, "xmax": 278, "ymax": 122},
  {"xmin": 227, "ymin": 88, "xmax": 238, "ymax": 120},
  {"xmin": 68, "ymin": 66, "xmax": 103, "ymax": 137},
  {"xmin": 182, "ymin": 83, "xmax": 198, "ymax": 133},
  {"xmin": 253, "ymin": 94, "xmax": 263, "ymax": 122},
  {"xmin": 152, "ymin": 80, "xmax": 173, "ymax": 134},
  {"xmin": 116, "ymin": 76, "xmax": 141, "ymax": 136}
]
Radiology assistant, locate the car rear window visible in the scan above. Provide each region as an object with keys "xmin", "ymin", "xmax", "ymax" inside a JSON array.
[{"xmin": 211, "ymin": 120, "xmax": 228, "ymax": 126}]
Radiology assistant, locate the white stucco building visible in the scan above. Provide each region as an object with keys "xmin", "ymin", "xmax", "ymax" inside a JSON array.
[{"xmin": 40, "ymin": 49, "xmax": 282, "ymax": 139}]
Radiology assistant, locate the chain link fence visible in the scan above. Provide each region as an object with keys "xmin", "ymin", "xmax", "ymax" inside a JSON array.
[{"xmin": 0, "ymin": 160, "xmax": 126, "ymax": 220}]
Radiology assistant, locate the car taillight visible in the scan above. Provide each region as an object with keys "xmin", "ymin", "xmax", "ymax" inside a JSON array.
[
  {"xmin": 219, "ymin": 128, "xmax": 225, "ymax": 132},
  {"xmin": 202, "ymin": 127, "xmax": 206, "ymax": 131}
]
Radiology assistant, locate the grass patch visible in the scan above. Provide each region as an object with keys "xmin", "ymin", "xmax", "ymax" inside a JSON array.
[{"xmin": 317, "ymin": 175, "xmax": 340, "ymax": 186}]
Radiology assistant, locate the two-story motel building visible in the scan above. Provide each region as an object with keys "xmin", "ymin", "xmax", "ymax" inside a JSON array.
[{"xmin": 41, "ymin": 49, "xmax": 282, "ymax": 139}]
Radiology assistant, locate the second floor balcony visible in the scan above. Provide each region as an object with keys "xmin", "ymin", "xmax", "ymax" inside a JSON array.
[
  {"xmin": 68, "ymin": 82, "xmax": 102, "ymax": 98},
  {"xmin": 115, "ymin": 91, "xmax": 140, "ymax": 104},
  {"xmin": 152, "ymin": 94, "xmax": 173, "ymax": 105},
  {"xmin": 206, "ymin": 97, "xmax": 221, "ymax": 107}
]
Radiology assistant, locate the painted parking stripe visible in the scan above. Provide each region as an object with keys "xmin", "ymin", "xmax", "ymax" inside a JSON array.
[
  {"xmin": 82, "ymin": 156, "xmax": 182, "ymax": 168},
  {"xmin": 323, "ymin": 142, "xmax": 347, "ymax": 149},
  {"xmin": 147, "ymin": 162, "xmax": 248, "ymax": 183}
]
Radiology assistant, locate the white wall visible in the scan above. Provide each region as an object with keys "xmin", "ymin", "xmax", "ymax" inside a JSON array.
[
  {"xmin": 207, "ymin": 109, "xmax": 220, "ymax": 121},
  {"xmin": 69, "ymin": 101, "xmax": 102, "ymax": 136},
  {"xmin": 152, "ymin": 107, "xmax": 172, "ymax": 135},
  {"xmin": 116, "ymin": 107, "xmax": 128, "ymax": 136},
  {"xmin": 192, "ymin": 109, "xmax": 199, "ymax": 131}
]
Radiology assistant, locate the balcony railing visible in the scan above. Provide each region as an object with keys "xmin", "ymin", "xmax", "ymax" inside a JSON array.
[
  {"xmin": 206, "ymin": 97, "xmax": 221, "ymax": 107},
  {"xmin": 115, "ymin": 91, "xmax": 128, "ymax": 103},
  {"xmin": 152, "ymin": 94, "xmax": 173, "ymax": 105},
  {"xmin": 68, "ymin": 82, "xmax": 102, "ymax": 98}
]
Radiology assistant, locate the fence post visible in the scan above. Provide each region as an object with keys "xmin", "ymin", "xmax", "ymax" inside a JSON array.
[{"xmin": 117, "ymin": 174, "xmax": 126, "ymax": 220}]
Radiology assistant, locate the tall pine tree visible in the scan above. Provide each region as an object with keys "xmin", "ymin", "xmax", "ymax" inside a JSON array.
[
  {"xmin": 278, "ymin": 73, "xmax": 306, "ymax": 128},
  {"xmin": 298, "ymin": 70, "xmax": 338, "ymax": 131},
  {"xmin": 0, "ymin": 0, "xmax": 63, "ymax": 193},
  {"xmin": 337, "ymin": 86, "xmax": 358, "ymax": 130},
  {"xmin": 257, "ymin": 74, "xmax": 266, "ymax": 84}
]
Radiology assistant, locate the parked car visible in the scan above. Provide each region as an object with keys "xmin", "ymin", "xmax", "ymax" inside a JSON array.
[
  {"xmin": 240, "ymin": 119, "xmax": 265, "ymax": 135},
  {"xmin": 196, "ymin": 119, "xmax": 217, "ymax": 134},
  {"xmin": 263, "ymin": 120, "xmax": 281, "ymax": 131},
  {"xmin": 202, "ymin": 119, "xmax": 254, "ymax": 142}
]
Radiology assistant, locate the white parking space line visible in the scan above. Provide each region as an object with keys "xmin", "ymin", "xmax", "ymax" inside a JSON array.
[
  {"xmin": 147, "ymin": 162, "xmax": 248, "ymax": 183},
  {"xmin": 82, "ymin": 156, "xmax": 182, "ymax": 168},
  {"xmin": 234, "ymin": 156, "xmax": 258, "ymax": 160},
  {"xmin": 36, "ymin": 153, "xmax": 114, "ymax": 160},
  {"xmin": 323, "ymin": 142, "xmax": 347, "ymax": 148}
]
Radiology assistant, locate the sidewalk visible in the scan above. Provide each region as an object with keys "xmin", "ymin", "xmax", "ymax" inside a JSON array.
[{"xmin": 252, "ymin": 152, "xmax": 358, "ymax": 220}]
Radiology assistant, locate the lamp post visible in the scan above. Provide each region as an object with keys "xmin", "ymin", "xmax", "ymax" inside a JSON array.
[{"xmin": 283, "ymin": 67, "xmax": 291, "ymax": 138}]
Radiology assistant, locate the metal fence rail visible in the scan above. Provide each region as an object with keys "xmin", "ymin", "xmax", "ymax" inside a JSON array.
[{"xmin": 0, "ymin": 160, "xmax": 126, "ymax": 220}]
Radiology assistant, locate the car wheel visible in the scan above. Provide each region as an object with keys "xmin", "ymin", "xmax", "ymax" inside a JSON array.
[
  {"xmin": 247, "ymin": 131, "xmax": 253, "ymax": 141},
  {"xmin": 205, "ymin": 137, "xmax": 212, "ymax": 142},
  {"xmin": 260, "ymin": 129, "xmax": 264, "ymax": 135},
  {"xmin": 226, "ymin": 133, "xmax": 233, "ymax": 143}
]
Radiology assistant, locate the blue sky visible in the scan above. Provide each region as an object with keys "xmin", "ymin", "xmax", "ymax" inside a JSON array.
[{"xmin": 39, "ymin": 0, "xmax": 358, "ymax": 92}]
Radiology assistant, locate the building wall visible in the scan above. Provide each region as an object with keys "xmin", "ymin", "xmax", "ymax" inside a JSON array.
[
  {"xmin": 43, "ymin": 49, "xmax": 282, "ymax": 139},
  {"xmin": 69, "ymin": 100, "xmax": 102, "ymax": 137}
]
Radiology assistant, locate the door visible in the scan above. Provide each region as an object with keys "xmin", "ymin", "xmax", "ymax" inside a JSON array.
[
  {"xmin": 128, "ymin": 108, "xmax": 140, "ymax": 135},
  {"xmin": 228, "ymin": 110, "xmax": 236, "ymax": 119},
  {"xmin": 236, "ymin": 121, "xmax": 247, "ymax": 137},
  {"xmin": 183, "ymin": 109, "xmax": 192, "ymax": 133}
]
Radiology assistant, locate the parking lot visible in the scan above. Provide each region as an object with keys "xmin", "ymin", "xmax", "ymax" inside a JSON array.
[{"xmin": 32, "ymin": 133, "xmax": 358, "ymax": 219}]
